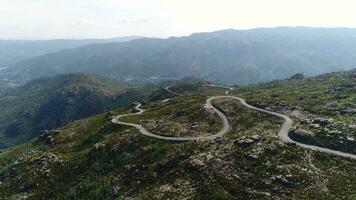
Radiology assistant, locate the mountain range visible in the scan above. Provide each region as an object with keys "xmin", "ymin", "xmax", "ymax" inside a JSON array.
[
  {"xmin": 2, "ymin": 27, "xmax": 356, "ymax": 85},
  {"xmin": 0, "ymin": 36, "xmax": 141, "ymax": 68}
]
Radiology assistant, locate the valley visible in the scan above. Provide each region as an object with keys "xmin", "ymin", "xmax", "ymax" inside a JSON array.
[
  {"xmin": 1, "ymin": 1, "xmax": 356, "ymax": 199},
  {"xmin": 0, "ymin": 73, "xmax": 145, "ymax": 149}
]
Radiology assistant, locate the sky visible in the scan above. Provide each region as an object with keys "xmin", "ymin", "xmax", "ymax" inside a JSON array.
[{"xmin": 1, "ymin": 0, "xmax": 356, "ymax": 40}]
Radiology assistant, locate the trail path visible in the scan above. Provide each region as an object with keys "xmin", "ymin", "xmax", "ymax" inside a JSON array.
[{"xmin": 112, "ymin": 85, "xmax": 356, "ymax": 159}]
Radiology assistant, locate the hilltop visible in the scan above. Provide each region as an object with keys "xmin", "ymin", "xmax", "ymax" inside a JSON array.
[
  {"xmin": 235, "ymin": 69, "xmax": 356, "ymax": 154},
  {"xmin": 0, "ymin": 70, "xmax": 355, "ymax": 199},
  {"xmin": 0, "ymin": 73, "xmax": 142, "ymax": 149}
]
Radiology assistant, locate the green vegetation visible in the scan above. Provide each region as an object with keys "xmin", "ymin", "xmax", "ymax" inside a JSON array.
[
  {"xmin": 0, "ymin": 73, "xmax": 143, "ymax": 149},
  {"xmin": 0, "ymin": 69, "xmax": 355, "ymax": 200},
  {"xmin": 4, "ymin": 27, "xmax": 356, "ymax": 86},
  {"xmin": 235, "ymin": 70, "xmax": 356, "ymax": 154},
  {"xmin": 1, "ymin": 73, "xmax": 355, "ymax": 199},
  {"xmin": 125, "ymin": 94, "xmax": 221, "ymax": 137}
]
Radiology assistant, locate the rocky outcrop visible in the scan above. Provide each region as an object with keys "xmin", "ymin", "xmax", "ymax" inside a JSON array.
[
  {"xmin": 312, "ymin": 118, "xmax": 332, "ymax": 126},
  {"xmin": 289, "ymin": 73, "xmax": 304, "ymax": 80},
  {"xmin": 38, "ymin": 130, "xmax": 60, "ymax": 144},
  {"xmin": 291, "ymin": 129, "xmax": 314, "ymax": 137},
  {"xmin": 234, "ymin": 134, "xmax": 261, "ymax": 148},
  {"xmin": 105, "ymin": 111, "xmax": 115, "ymax": 120},
  {"xmin": 339, "ymin": 107, "xmax": 356, "ymax": 115},
  {"xmin": 289, "ymin": 128, "xmax": 315, "ymax": 145}
]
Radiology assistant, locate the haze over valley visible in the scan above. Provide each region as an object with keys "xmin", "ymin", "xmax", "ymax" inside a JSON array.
[{"xmin": 1, "ymin": 27, "xmax": 356, "ymax": 87}]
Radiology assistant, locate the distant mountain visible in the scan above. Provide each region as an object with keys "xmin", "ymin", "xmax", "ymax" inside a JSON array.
[
  {"xmin": 0, "ymin": 36, "xmax": 141, "ymax": 67},
  {"xmin": 0, "ymin": 73, "xmax": 142, "ymax": 149},
  {"xmin": 3, "ymin": 27, "xmax": 356, "ymax": 85}
]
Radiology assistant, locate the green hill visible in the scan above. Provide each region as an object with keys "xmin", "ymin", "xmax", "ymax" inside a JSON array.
[
  {"xmin": 0, "ymin": 73, "xmax": 142, "ymax": 149},
  {"xmin": 235, "ymin": 69, "xmax": 356, "ymax": 154},
  {"xmin": 0, "ymin": 70, "xmax": 355, "ymax": 199}
]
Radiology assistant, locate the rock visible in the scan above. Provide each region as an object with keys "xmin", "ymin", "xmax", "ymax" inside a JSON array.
[
  {"xmin": 213, "ymin": 137, "xmax": 224, "ymax": 144},
  {"xmin": 254, "ymin": 102, "xmax": 268, "ymax": 108},
  {"xmin": 289, "ymin": 73, "xmax": 304, "ymax": 80},
  {"xmin": 247, "ymin": 154, "xmax": 259, "ymax": 160},
  {"xmin": 346, "ymin": 136, "xmax": 355, "ymax": 141},
  {"xmin": 349, "ymin": 124, "xmax": 356, "ymax": 129},
  {"xmin": 191, "ymin": 122, "xmax": 199, "ymax": 129},
  {"xmin": 340, "ymin": 107, "xmax": 356, "ymax": 115},
  {"xmin": 235, "ymin": 139, "xmax": 255, "ymax": 148},
  {"xmin": 292, "ymin": 129, "xmax": 315, "ymax": 137},
  {"xmin": 273, "ymin": 175, "xmax": 297, "ymax": 187},
  {"xmin": 250, "ymin": 134, "xmax": 261, "ymax": 141},
  {"xmin": 280, "ymin": 175, "xmax": 296, "ymax": 187},
  {"xmin": 94, "ymin": 142, "xmax": 106, "ymax": 150},
  {"xmin": 326, "ymin": 86, "xmax": 346, "ymax": 94},
  {"xmin": 327, "ymin": 130, "xmax": 341, "ymax": 135},
  {"xmin": 312, "ymin": 118, "xmax": 331, "ymax": 126},
  {"xmin": 189, "ymin": 159, "xmax": 205, "ymax": 168},
  {"xmin": 38, "ymin": 130, "xmax": 60, "ymax": 144},
  {"xmin": 309, "ymin": 124, "xmax": 320, "ymax": 128},
  {"xmin": 206, "ymin": 154, "xmax": 214, "ymax": 161},
  {"xmin": 105, "ymin": 111, "xmax": 115, "ymax": 120}
]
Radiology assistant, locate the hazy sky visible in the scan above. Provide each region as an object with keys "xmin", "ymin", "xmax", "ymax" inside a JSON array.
[{"xmin": 1, "ymin": 0, "xmax": 356, "ymax": 40}]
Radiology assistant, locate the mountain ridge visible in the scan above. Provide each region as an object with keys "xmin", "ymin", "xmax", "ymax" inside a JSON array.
[
  {"xmin": 0, "ymin": 36, "xmax": 142, "ymax": 67},
  {"xmin": 3, "ymin": 27, "xmax": 356, "ymax": 86}
]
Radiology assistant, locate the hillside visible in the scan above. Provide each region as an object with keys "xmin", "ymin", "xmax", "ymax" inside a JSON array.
[
  {"xmin": 0, "ymin": 71, "xmax": 355, "ymax": 199},
  {"xmin": 0, "ymin": 36, "xmax": 141, "ymax": 68},
  {"xmin": 3, "ymin": 27, "xmax": 356, "ymax": 85},
  {"xmin": 235, "ymin": 69, "xmax": 356, "ymax": 154},
  {"xmin": 0, "ymin": 73, "xmax": 142, "ymax": 149}
]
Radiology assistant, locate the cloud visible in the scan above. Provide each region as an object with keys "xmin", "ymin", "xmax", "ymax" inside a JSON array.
[{"xmin": 0, "ymin": 0, "xmax": 356, "ymax": 39}]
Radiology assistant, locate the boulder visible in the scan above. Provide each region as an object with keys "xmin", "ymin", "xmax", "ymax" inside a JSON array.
[
  {"xmin": 309, "ymin": 124, "xmax": 320, "ymax": 128},
  {"xmin": 235, "ymin": 138, "xmax": 255, "ymax": 148},
  {"xmin": 105, "ymin": 111, "xmax": 115, "ymax": 120},
  {"xmin": 38, "ymin": 130, "xmax": 60, "ymax": 144},
  {"xmin": 189, "ymin": 158, "xmax": 206, "ymax": 168},
  {"xmin": 312, "ymin": 118, "xmax": 331, "ymax": 126},
  {"xmin": 292, "ymin": 129, "xmax": 315, "ymax": 137},
  {"xmin": 94, "ymin": 142, "xmax": 106, "ymax": 150},
  {"xmin": 250, "ymin": 134, "xmax": 261, "ymax": 141},
  {"xmin": 247, "ymin": 154, "xmax": 259, "ymax": 160},
  {"xmin": 340, "ymin": 107, "xmax": 356, "ymax": 115},
  {"xmin": 289, "ymin": 73, "xmax": 304, "ymax": 80}
]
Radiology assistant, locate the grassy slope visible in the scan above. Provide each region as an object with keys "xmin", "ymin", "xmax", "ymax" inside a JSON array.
[
  {"xmin": 0, "ymin": 85, "xmax": 355, "ymax": 199},
  {"xmin": 124, "ymin": 94, "xmax": 221, "ymax": 137},
  {"xmin": 235, "ymin": 70, "xmax": 356, "ymax": 154}
]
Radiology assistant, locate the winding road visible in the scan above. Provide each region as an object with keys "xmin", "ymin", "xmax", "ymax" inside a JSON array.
[
  {"xmin": 112, "ymin": 96, "xmax": 230, "ymax": 141},
  {"xmin": 165, "ymin": 86, "xmax": 184, "ymax": 96},
  {"xmin": 112, "ymin": 85, "xmax": 356, "ymax": 159}
]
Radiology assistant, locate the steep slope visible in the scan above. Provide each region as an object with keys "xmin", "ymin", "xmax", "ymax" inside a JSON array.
[
  {"xmin": 0, "ymin": 82, "xmax": 355, "ymax": 199},
  {"xmin": 0, "ymin": 36, "xmax": 141, "ymax": 68},
  {"xmin": 4, "ymin": 27, "xmax": 356, "ymax": 85},
  {"xmin": 0, "ymin": 73, "xmax": 142, "ymax": 149}
]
